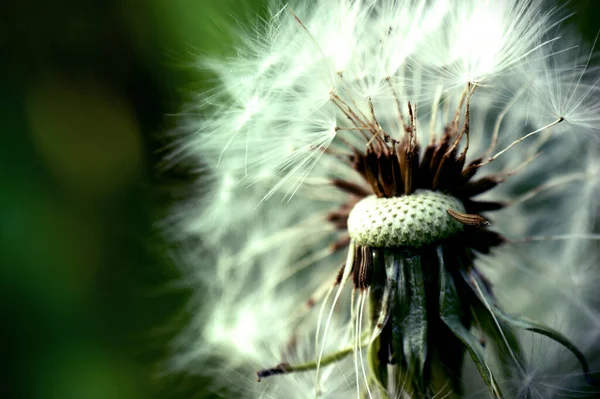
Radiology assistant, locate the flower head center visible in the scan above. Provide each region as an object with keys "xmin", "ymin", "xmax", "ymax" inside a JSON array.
[{"xmin": 347, "ymin": 190, "xmax": 465, "ymax": 248}]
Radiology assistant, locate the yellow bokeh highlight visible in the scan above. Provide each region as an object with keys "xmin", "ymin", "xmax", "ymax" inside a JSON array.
[{"xmin": 26, "ymin": 77, "xmax": 143, "ymax": 196}]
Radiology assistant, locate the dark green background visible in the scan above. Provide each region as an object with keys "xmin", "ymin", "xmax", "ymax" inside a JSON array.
[{"xmin": 1, "ymin": 1, "xmax": 598, "ymax": 398}]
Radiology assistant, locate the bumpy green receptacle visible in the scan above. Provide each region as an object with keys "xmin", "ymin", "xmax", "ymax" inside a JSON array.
[{"xmin": 347, "ymin": 190, "xmax": 465, "ymax": 248}]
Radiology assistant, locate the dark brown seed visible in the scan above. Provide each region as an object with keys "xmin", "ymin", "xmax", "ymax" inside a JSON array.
[{"xmin": 447, "ymin": 209, "xmax": 490, "ymax": 226}]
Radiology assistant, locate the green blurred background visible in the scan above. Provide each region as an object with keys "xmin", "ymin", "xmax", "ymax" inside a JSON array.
[{"xmin": 1, "ymin": 1, "xmax": 598, "ymax": 398}]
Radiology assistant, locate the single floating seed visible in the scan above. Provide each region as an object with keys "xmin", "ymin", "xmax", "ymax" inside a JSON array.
[{"xmin": 347, "ymin": 190, "xmax": 465, "ymax": 248}]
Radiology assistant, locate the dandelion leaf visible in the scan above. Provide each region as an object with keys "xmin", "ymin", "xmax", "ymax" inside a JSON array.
[
  {"xmin": 439, "ymin": 258, "xmax": 503, "ymax": 399},
  {"xmin": 466, "ymin": 269, "xmax": 597, "ymax": 386},
  {"xmin": 396, "ymin": 254, "xmax": 428, "ymax": 387}
]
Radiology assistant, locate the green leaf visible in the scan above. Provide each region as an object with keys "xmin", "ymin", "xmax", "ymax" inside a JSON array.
[
  {"xmin": 397, "ymin": 253, "xmax": 428, "ymax": 386},
  {"xmin": 438, "ymin": 248, "xmax": 503, "ymax": 399},
  {"xmin": 389, "ymin": 253, "xmax": 413, "ymax": 393},
  {"xmin": 366, "ymin": 250, "xmax": 398, "ymax": 393},
  {"xmin": 369, "ymin": 250, "xmax": 398, "ymax": 343},
  {"xmin": 463, "ymin": 269, "xmax": 528, "ymax": 393},
  {"xmin": 367, "ymin": 336, "xmax": 388, "ymax": 394},
  {"xmin": 471, "ymin": 300, "xmax": 529, "ymax": 396},
  {"xmin": 465, "ymin": 269, "xmax": 597, "ymax": 387}
]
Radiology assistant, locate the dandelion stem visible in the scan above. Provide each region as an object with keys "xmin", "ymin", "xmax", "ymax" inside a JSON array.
[{"xmin": 257, "ymin": 343, "xmax": 359, "ymax": 381}]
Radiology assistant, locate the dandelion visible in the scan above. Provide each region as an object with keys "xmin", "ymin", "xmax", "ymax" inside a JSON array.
[{"xmin": 168, "ymin": 0, "xmax": 600, "ymax": 398}]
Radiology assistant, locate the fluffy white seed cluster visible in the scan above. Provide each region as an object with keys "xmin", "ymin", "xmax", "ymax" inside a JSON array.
[
  {"xmin": 348, "ymin": 191, "xmax": 465, "ymax": 248},
  {"xmin": 169, "ymin": 0, "xmax": 600, "ymax": 397}
]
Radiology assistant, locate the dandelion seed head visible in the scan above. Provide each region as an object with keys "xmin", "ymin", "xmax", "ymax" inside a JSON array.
[{"xmin": 168, "ymin": 0, "xmax": 600, "ymax": 397}]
